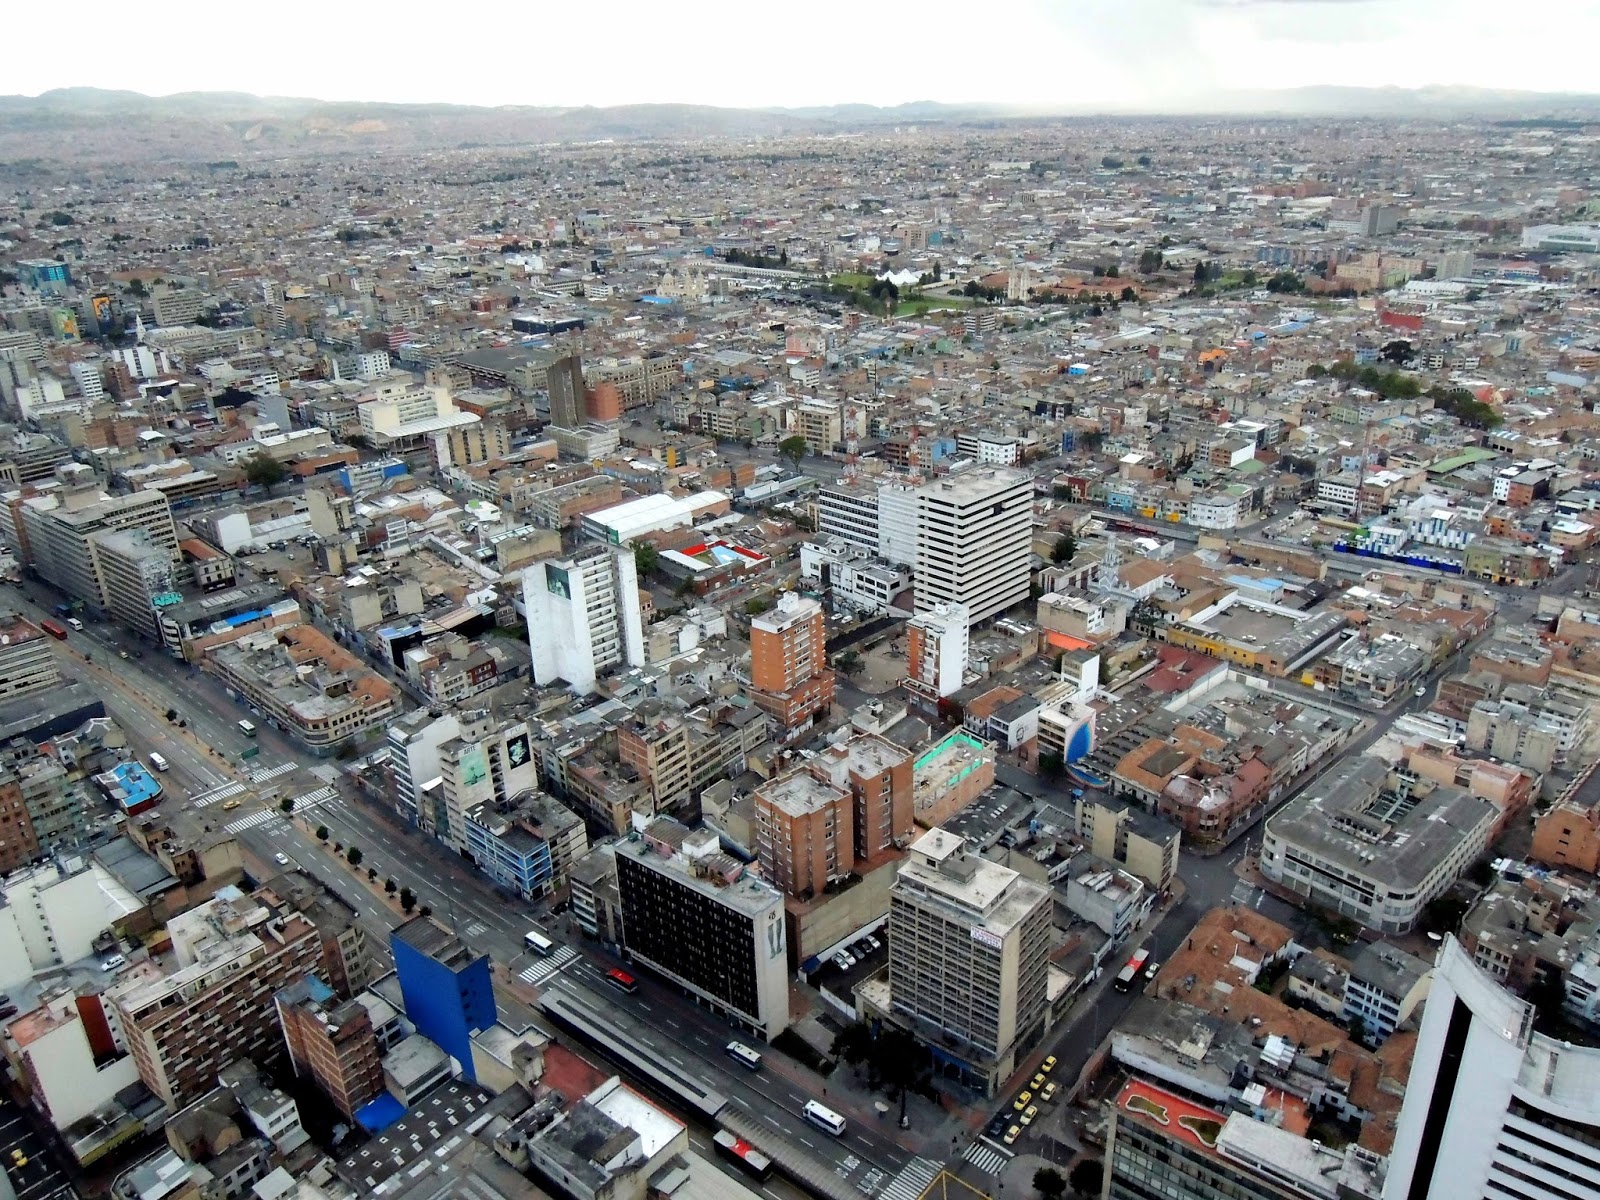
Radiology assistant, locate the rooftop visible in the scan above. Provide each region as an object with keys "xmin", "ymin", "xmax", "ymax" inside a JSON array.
[{"xmin": 755, "ymin": 770, "xmax": 848, "ymax": 818}]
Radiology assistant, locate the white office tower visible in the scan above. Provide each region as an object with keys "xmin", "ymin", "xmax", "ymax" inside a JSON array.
[
  {"xmin": 524, "ymin": 546, "xmax": 644, "ymax": 695},
  {"xmin": 913, "ymin": 467, "xmax": 1032, "ymax": 626},
  {"xmin": 1385, "ymin": 936, "xmax": 1600, "ymax": 1200}
]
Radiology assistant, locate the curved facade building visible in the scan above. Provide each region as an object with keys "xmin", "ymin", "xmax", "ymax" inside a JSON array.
[{"xmin": 1386, "ymin": 935, "xmax": 1600, "ymax": 1200}]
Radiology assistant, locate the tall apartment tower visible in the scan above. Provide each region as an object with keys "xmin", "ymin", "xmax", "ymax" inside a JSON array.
[
  {"xmin": 524, "ymin": 546, "xmax": 645, "ymax": 695},
  {"xmin": 913, "ymin": 468, "xmax": 1032, "ymax": 626},
  {"xmin": 1384, "ymin": 935, "xmax": 1600, "ymax": 1200},
  {"xmin": 89, "ymin": 528, "xmax": 178, "ymax": 641},
  {"xmin": 19, "ymin": 468, "xmax": 176, "ymax": 613},
  {"xmin": 904, "ymin": 602, "xmax": 969, "ymax": 705},
  {"xmin": 390, "ymin": 917, "xmax": 496, "ymax": 1085},
  {"xmin": 754, "ymin": 771, "xmax": 853, "ymax": 900},
  {"xmin": 749, "ymin": 592, "xmax": 834, "ymax": 739},
  {"xmin": 0, "ymin": 614, "xmax": 62, "ymax": 704},
  {"xmin": 887, "ymin": 828, "xmax": 1052, "ymax": 1095},
  {"xmin": 547, "ymin": 353, "xmax": 586, "ymax": 430},
  {"xmin": 275, "ymin": 979, "xmax": 384, "ymax": 1121},
  {"xmin": 810, "ymin": 733, "xmax": 913, "ymax": 864},
  {"xmin": 614, "ymin": 818, "xmax": 790, "ymax": 1040},
  {"xmin": 109, "ymin": 894, "xmax": 324, "ymax": 1107}
]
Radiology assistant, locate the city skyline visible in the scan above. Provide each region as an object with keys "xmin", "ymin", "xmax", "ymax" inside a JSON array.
[{"xmin": 8, "ymin": 0, "xmax": 1599, "ymax": 112}]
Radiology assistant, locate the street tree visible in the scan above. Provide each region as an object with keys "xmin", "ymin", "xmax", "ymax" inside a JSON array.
[
  {"xmin": 243, "ymin": 453, "xmax": 287, "ymax": 494},
  {"xmin": 1034, "ymin": 1167, "xmax": 1066, "ymax": 1200},
  {"xmin": 778, "ymin": 435, "xmax": 809, "ymax": 468},
  {"xmin": 1068, "ymin": 1161, "xmax": 1104, "ymax": 1198}
]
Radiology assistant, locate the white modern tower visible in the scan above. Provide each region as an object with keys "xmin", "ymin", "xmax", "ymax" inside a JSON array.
[
  {"xmin": 524, "ymin": 546, "xmax": 645, "ymax": 694},
  {"xmin": 1385, "ymin": 935, "xmax": 1600, "ymax": 1200},
  {"xmin": 913, "ymin": 467, "xmax": 1032, "ymax": 626}
]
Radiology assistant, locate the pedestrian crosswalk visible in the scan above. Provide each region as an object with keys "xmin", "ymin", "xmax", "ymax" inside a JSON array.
[
  {"xmin": 963, "ymin": 1142, "xmax": 1010, "ymax": 1175},
  {"xmin": 250, "ymin": 761, "xmax": 298, "ymax": 785},
  {"xmin": 291, "ymin": 786, "xmax": 338, "ymax": 811},
  {"xmin": 518, "ymin": 946, "xmax": 580, "ymax": 987},
  {"xmin": 193, "ymin": 781, "xmax": 247, "ymax": 808},
  {"xmin": 878, "ymin": 1157, "xmax": 942, "ymax": 1200},
  {"xmin": 224, "ymin": 810, "xmax": 282, "ymax": 834}
]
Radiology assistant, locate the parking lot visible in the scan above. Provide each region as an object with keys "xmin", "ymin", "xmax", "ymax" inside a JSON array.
[{"xmin": 0, "ymin": 1094, "xmax": 77, "ymax": 1200}]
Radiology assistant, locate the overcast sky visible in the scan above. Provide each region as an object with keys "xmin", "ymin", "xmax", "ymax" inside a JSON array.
[{"xmin": 9, "ymin": 0, "xmax": 1597, "ymax": 109}]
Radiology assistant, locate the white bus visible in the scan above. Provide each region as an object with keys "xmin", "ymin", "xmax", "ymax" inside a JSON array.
[
  {"xmin": 803, "ymin": 1100, "xmax": 846, "ymax": 1136},
  {"xmin": 725, "ymin": 1041, "xmax": 763, "ymax": 1071},
  {"xmin": 525, "ymin": 930, "xmax": 556, "ymax": 956},
  {"xmin": 238, "ymin": 720, "xmax": 257, "ymax": 737}
]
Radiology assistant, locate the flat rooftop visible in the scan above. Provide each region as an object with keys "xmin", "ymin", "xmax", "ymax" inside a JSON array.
[{"xmin": 756, "ymin": 771, "xmax": 847, "ymax": 818}]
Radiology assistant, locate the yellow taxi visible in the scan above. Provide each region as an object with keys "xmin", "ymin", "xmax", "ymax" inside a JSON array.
[{"xmin": 1012, "ymin": 1090, "xmax": 1032, "ymax": 1111}]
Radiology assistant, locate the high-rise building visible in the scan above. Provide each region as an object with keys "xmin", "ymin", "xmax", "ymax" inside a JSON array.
[
  {"xmin": 524, "ymin": 547, "xmax": 645, "ymax": 695},
  {"xmin": 904, "ymin": 602, "xmax": 969, "ymax": 705},
  {"xmin": 390, "ymin": 917, "xmax": 497, "ymax": 1085},
  {"xmin": 109, "ymin": 892, "xmax": 324, "ymax": 1107},
  {"xmin": 913, "ymin": 468, "xmax": 1032, "ymax": 626},
  {"xmin": 1383, "ymin": 936, "xmax": 1600, "ymax": 1200},
  {"xmin": 755, "ymin": 771, "xmax": 853, "ymax": 900},
  {"xmin": 547, "ymin": 353, "xmax": 586, "ymax": 430},
  {"xmin": 816, "ymin": 483, "xmax": 879, "ymax": 554},
  {"xmin": 614, "ymin": 818, "xmax": 789, "ymax": 1040},
  {"xmin": 0, "ymin": 614, "xmax": 61, "ymax": 704},
  {"xmin": 815, "ymin": 478, "xmax": 918, "ymax": 568},
  {"xmin": 385, "ymin": 708, "xmax": 460, "ymax": 829},
  {"xmin": 810, "ymin": 733, "xmax": 914, "ymax": 864},
  {"xmin": 151, "ymin": 286, "xmax": 204, "ymax": 327},
  {"xmin": 275, "ymin": 978, "xmax": 384, "ymax": 1121},
  {"xmin": 19, "ymin": 469, "xmax": 176, "ymax": 613},
  {"xmin": 437, "ymin": 712, "xmax": 538, "ymax": 851},
  {"xmin": 749, "ymin": 592, "xmax": 834, "ymax": 739},
  {"xmin": 885, "ymin": 828, "xmax": 1052, "ymax": 1093},
  {"xmin": 1, "ymin": 740, "xmax": 92, "ymax": 859},
  {"xmin": 89, "ymin": 528, "xmax": 178, "ymax": 641}
]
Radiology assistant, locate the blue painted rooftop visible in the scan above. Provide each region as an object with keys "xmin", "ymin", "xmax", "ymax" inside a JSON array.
[{"xmin": 110, "ymin": 761, "xmax": 162, "ymax": 810}]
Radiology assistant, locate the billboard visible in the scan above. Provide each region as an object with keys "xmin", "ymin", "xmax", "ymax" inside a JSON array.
[
  {"xmin": 505, "ymin": 731, "xmax": 531, "ymax": 770},
  {"xmin": 545, "ymin": 565, "xmax": 570, "ymax": 599},
  {"xmin": 460, "ymin": 745, "xmax": 489, "ymax": 788}
]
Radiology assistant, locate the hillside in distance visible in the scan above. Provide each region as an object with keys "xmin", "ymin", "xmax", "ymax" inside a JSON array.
[{"xmin": 1, "ymin": 84, "xmax": 1597, "ymax": 163}]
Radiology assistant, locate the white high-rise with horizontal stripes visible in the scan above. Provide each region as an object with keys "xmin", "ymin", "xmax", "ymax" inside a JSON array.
[{"xmin": 1386, "ymin": 936, "xmax": 1600, "ymax": 1200}]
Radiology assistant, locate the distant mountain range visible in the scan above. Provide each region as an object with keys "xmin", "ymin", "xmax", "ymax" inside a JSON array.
[{"xmin": 1, "ymin": 85, "xmax": 1597, "ymax": 163}]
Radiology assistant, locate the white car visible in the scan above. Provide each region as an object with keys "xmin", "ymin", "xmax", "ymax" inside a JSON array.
[{"xmin": 275, "ymin": 853, "xmax": 290, "ymax": 866}]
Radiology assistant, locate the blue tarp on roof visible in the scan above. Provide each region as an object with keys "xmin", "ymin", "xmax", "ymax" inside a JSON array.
[{"xmin": 355, "ymin": 1092, "xmax": 406, "ymax": 1133}]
